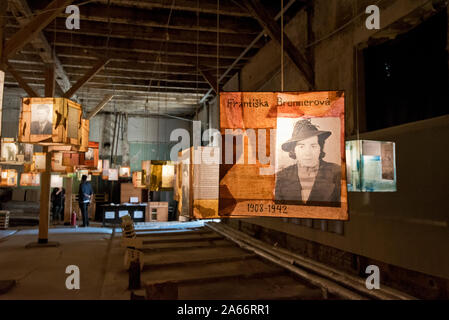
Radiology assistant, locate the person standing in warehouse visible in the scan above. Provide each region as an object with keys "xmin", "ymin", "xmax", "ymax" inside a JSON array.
[{"xmin": 78, "ymin": 175, "xmax": 94, "ymax": 227}]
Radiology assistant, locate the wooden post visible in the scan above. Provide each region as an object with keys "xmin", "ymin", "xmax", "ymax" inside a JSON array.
[
  {"xmin": 0, "ymin": 1, "xmax": 7, "ymax": 136},
  {"xmin": 0, "ymin": 71, "xmax": 4, "ymax": 136},
  {"xmin": 64, "ymin": 177, "xmax": 73, "ymax": 224},
  {"xmin": 38, "ymin": 147, "xmax": 52, "ymax": 243}
]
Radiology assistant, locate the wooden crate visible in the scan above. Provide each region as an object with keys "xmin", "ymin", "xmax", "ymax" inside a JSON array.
[
  {"xmin": 147, "ymin": 202, "xmax": 169, "ymax": 222},
  {"xmin": 177, "ymin": 147, "xmax": 220, "ymax": 220},
  {"xmin": 141, "ymin": 160, "xmax": 175, "ymax": 191},
  {"xmin": 0, "ymin": 211, "xmax": 10, "ymax": 229},
  {"xmin": 120, "ymin": 183, "xmax": 142, "ymax": 203},
  {"xmin": 19, "ymin": 97, "xmax": 83, "ymax": 146}
]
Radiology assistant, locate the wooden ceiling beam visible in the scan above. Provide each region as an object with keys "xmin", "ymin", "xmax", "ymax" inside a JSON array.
[
  {"xmin": 6, "ymin": 77, "xmax": 210, "ymax": 93},
  {"xmin": 91, "ymin": 0, "xmax": 253, "ymax": 17},
  {"xmin": 70, "ymin": 71, "xmax": 212, "ymax": 84},
  {"xmin": 56, "ymin": 3, "xmax": 260, "ymax": 34},
  {"xmin": 46, "ymin": 33, "xmax": 253, "ymax": 60},
  {"xmin": 197, "ymin": 65, "xmax": 220, "ymax": 94},
  {"xmin": 63, "ymin": 58, "xmax": 109, "ymax": 99},
  {"xmin": 86, "ymin": 94, "xmax": 114, "ymax": 120},
  {"xmin": 5, "ymin": 86, "xmax": 203, "ymax": 100},
  {"xmin": 5, "ymin": 62, "xmax": 39, "ymax": 96},
  {"xmin": 2, "ymin": 0, "xmax": 74, "ymax": 60},
  {"xmin": 37, "ymin": 19, "xmax": 264, "ymax": 49},
  {"xmin": 51, "ymin": 46, "xmax": 241, "ymax": 67},
  {"xmin": 242, "ymin": 0, "xmax": 314, "ymax": 89},
  {"xmin": 75, "ymin": 84, "xmax": 208, "ymax": 95},
  {"xmin": 10, "ymin": 73, "xmax": 212, "ymax": 90},
  {"xmin": 8, "ymin": 0, "xmax": 76, "ymax": 100},
  {"xmin": 8, "ymin": 59, "xmax": 238, "ymax": 78},
  {"xmin": 82, "ymin": 96, "xmax": 198, "ymax": 103}
]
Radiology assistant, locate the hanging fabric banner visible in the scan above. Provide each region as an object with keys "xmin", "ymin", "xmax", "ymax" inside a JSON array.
[{"xmin": 219, "ymin": 91, "xmax": 347, "ymax": 220}]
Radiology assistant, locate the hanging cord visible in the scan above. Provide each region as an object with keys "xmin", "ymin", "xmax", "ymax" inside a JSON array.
[
  {"xmin": 354, "ymin": 1, "xmax": 360, "ymax": 144},
  {"xmin": 52, "ymin": 19, "xmax": 56, "ymax": 61},
  {"xmin": 144, "ymin": 0, "xmax": 176, "ymax": 118},
  {"xmin": 216, "ymin": 0, "xmax": 220, "ymax": 97},
  {"xmin": 281, "ymin": 0, "xmax": 284, "ymax": 91},
  {"xmin": 104, "ymin": 0, "xmax": 116, "ymax": 116},
  {"xmin": 105, "ymin": 0, "xmax": 113, "ymax": 59},
  {"xmin": 353, "ymin": 0, "xmax": 362, "ymax": 170},
  {"xmin": 50, "ymin": 18, "xmax": 57, "ymax": 96},
  {"xmin": 196, "ymin": 0, "xmax": 200, "ymax": 103}
]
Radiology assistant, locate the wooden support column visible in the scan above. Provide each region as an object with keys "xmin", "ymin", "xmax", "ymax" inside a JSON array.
[
  {"xmin": 38, "ymin": 147, "xmax": 52, "ymax": 243},
  {"xmin": 0, "ymin": 1, "xmax": 6, "ymax": 58},
  {"xmin": 0, "ymin": 1, "xmax": 8, "ymax": 135},
  {"xmin": 26, "ymin": 149, "xmax": 59, "ymax": 248},
  {"xmin": 2, "ymin": 0, "xmax": 74, "ymax": 61},
  {"xmin": 0, "ymin": 71, "xmax": 4, "ymax": 136},
  {"xmin": 242, "ymin": 0, "xmax": 314, "ymax": 89},
  {"xmin": 63, "ymin": 58, "xmax": 110, "ymax": 99},
  {"xmin": 43, "ymin": 61, "xmax": 57, "ymax": 241},
  {"xmin": 44, "ymin": 63, "xmax": 55, "ymax": 97},
  {"xmin": 64, "ymin": 177, "xmax": 73, "ymax": 224}
]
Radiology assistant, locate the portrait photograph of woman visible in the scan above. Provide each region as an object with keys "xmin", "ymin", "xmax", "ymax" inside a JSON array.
[{"xmin": 274, "ymin": 117, "xmax": 342, "ymax": 206}]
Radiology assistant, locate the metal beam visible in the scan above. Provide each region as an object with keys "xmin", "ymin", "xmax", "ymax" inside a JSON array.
[
  {"xmin": 63, "ymin": 58, "xmax": 109, "ymax": 99},
  {"xmin": 86, "ymin": 94, "xmax": 114, "ymax": 119},
  {"xmin": 242, "ymin": 0, "xmax": 314, "ymax": 89},
  {"xmin": 3, "ymin": 0, "xmax": 74, "ymax": 60}
]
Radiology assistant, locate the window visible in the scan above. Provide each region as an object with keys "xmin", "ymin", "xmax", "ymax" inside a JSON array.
[{"xmin": 363, "ymin": 11, "xmax": 448, "ymax": 131}]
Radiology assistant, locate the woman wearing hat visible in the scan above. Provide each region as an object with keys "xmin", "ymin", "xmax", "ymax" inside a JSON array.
[{"xmin": 275, "ymin": 119, "xmax": 341, "ymax": 204}]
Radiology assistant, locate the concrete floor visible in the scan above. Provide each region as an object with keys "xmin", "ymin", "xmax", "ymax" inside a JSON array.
[{"xmin": 0, "ymin": 221, "xmax": 212, "ymax": 300}]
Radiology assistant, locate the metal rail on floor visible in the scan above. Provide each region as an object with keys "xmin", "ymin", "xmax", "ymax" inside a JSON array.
[{"xmin": 205, "ymin": 222, "xmax": 416, "ymax": 300}]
